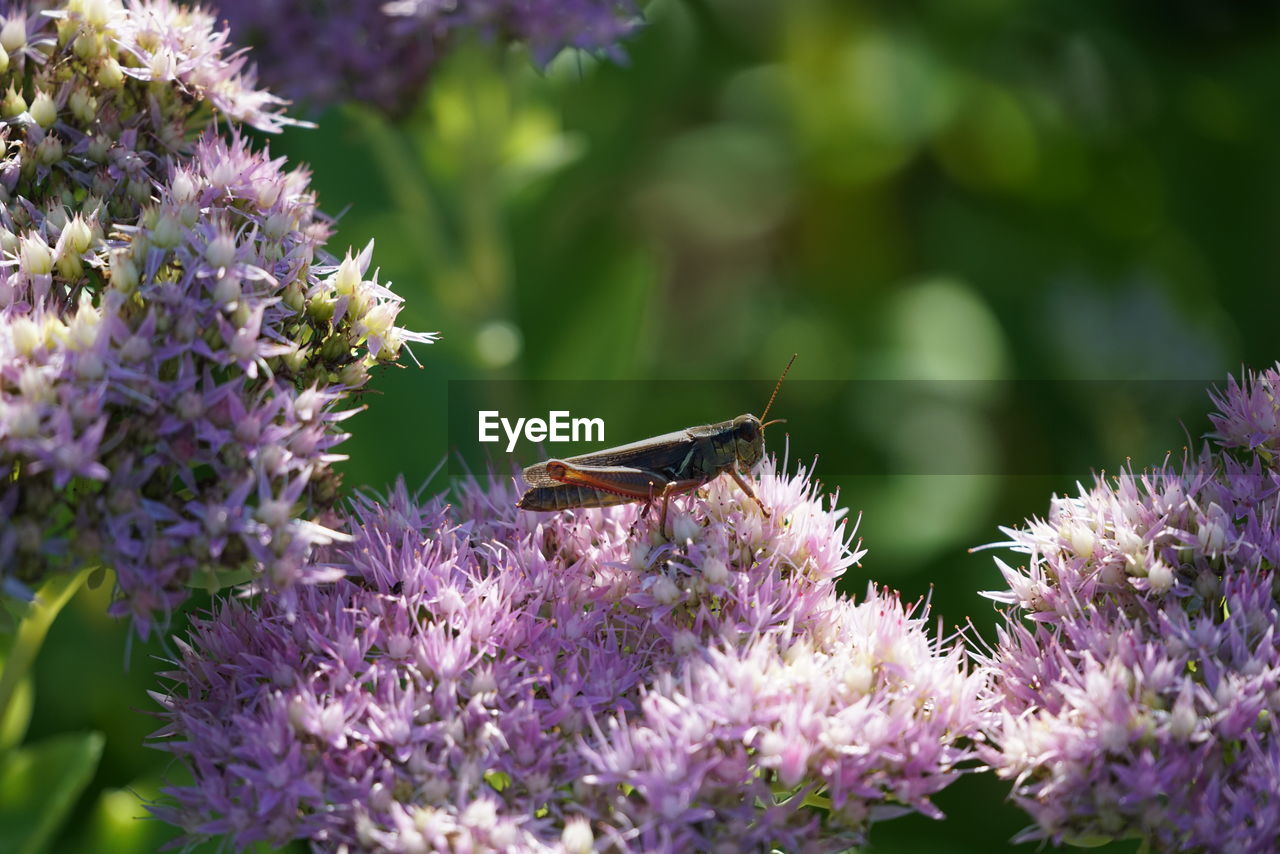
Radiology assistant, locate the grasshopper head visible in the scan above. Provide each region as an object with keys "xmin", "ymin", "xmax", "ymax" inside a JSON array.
[{"xmin": 731, "ymin": 413, "xmax": 767, "ymax": 469}]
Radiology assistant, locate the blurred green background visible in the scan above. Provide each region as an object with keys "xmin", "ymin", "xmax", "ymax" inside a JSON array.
[{"xmin": 27, "ymin": 0, "xmax": 1280, "ymax": 849}]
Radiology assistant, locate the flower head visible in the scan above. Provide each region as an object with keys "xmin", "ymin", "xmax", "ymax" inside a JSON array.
[
  {"xmin": 981, "ymin": 363, "xmax": 1280, "ymax": 852},
  {"xmin": 0, "ymin": 0, "xmax": 432, "ymax": 635},
  {"xmin": 151, "ymin": 461, "xmax": 986, "ymax": 851}
]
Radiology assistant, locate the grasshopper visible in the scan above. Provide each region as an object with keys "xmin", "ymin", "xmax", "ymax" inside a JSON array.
[{"xmin": 517, "ymin": 355, "xmax": 796, "ymax": 536}]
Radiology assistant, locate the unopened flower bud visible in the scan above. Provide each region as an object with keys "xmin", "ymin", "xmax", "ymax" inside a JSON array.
[
  {"xmin": 264, "ymin": 212, "xmax": 293, "ymax": 240},
  {"xmin": 307, "ymin": 295, "xmax": 335, "ymax": 324},
  {"xmin": 702, "ymin": 557, "xmax": 729, "ymax": 586},
  {"xmin": 97, "ymin": 57, "xmax": 124, "ymax": 88},
  {"xmin": 332, "ymin": 254, "xmax": 362, "ymax": 296},
  {"xmin": 282, "ymin": 281, "xmax": 305, "ymax": 313},
  {"xmin": 36, "ymin": 135, "xmax": 63, "ymax": 165},
  {"xmin": 109, "ymin": 252, "xmax": 138, "ymax": 293},
  {"xmin": 213, "ymin": 274, "xmax": 241, "ymax": 307},
  {"xmin": 338, "ymin": 361, "xmax": 368, "ymax": 388},
  {"xmin": 29, "ymin": 92, "xmax": 56, "ymax": 128},
  {"xmin": 1147, "ymin": 561, "xmax": 1174, "ymax": 594},
  {"xmin": 86, "ymin": 136, "xmax": 109, "ymax": 163},
  {"xmin": 68, "ymin": 89, "xmax": 96, "ymax": 123},
  {"xmin": 10, "ymin": 316, "xmax": 39, "ymax": 355},
  {"xmin": 205, "ymin": 234, "xmax": 237, "ymax": 269},
  {"xmin": 3, "ymin": 85, "xmax": 26, "ymax": 118},
  {"xmin": 651, "ymin": 575, "xmax": 681, "ymax": 605},
  {"xmin": 0, "ymin": 16, "xmax": 26, "ymax": 54},
  {"xmin": 561, "ymin": 818, "xmax": 594, "ymax": 854},
  {"xmin": 73, "ymin": 31, "xmax": 99, "ymax": 61},
  {"xmin": 18, "ymin": 233, "xmax": 53, "ymax": 276},
  {"xmin": 62, "ymin": 216, "xmax": 93, "ymax": 254},
  {"xmin": 150, "ymin": 213, "xmax": 182, "ymax": 248},
  {"xmin": 170, "ymin": 171, "xmax": 197, "ymax": 205}
]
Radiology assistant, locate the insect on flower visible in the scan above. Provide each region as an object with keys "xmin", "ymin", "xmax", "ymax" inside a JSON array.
[{"xmin": 517, "ymin": 355, "xmax": 796, "ymax": 536}]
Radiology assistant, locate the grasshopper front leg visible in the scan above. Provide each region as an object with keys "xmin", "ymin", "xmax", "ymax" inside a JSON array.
[{"xmin": 729, "ymin": 466, "xmax": 770, "ymax": 517}]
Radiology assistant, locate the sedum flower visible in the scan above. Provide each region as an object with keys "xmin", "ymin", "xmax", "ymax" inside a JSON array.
[
  {"xmin": 150, "ymin": 461, "xmax": 986, "ymax": 852},
  {"xmin": 0, "ymin": 0, "xmax": 432, "ymax": 635},
  {"xmin": 208, "ymin": 0, "xmax": 643, "ymax": 114},
  {"xmin": 980, "ymin": 363, "xmax": 1280, "ymax": 852}
]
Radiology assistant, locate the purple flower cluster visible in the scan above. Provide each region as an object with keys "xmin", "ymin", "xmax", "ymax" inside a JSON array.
[
  {"xmin": 209, "ymin": 0, "xmax": 643, "ymax": 114},
  {"xmin": 0, "ymin": 0, "xmax": 430, "ymax": 634},
  {"xmin": 982, "ymin": 364, "xmax": 1280, "ymax": 851},
  {"xmin": 151, "ymin": 461, "xmax": 986, "ymax": 852}
]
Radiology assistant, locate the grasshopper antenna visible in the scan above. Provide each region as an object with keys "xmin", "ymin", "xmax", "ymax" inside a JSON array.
[{"xmin": 760, "ymin": 353, "xmax": 797, "ymax": 427}]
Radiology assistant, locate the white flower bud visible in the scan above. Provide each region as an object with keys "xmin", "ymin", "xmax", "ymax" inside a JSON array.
[
  {"xmin": 120, "ymin": 335, "xmax": 150, "ymax": 363},
  {"xmin": 264, "ymin": 211, "xmax": 293, "ymax": 240},
  {"xmin": 62, "ymin": 216, "xmax": 93, "ymax": 255},
  {"xmin": 672, "ymin": 629, "xmax": 699, "ymax": 655},
  {"xmin": 0, "ymin": 17, "xmax": 26, "ymax": 54},
  {"xmin": 76, "ymin": 351, "xmax": 104, "ymax": 380},
  {"xmin": 41, "ymin": 316, "xmax": 66, "ymax": 348},
  {"xmin": 671, "ymin": 514, "xmax": 699, "ymax": 542},
  {"xmin": 212, "ymin": 274, "xmax": 241, "ymax": 307},
  {"xmin": 1115, "ymin": 527, "xmax": 1144, "ymax": 556},
  {"xmin": 1170, "ymin": 692, "xmax": 1197, "ymax": 740},
  {"xmin": 204, "ymin": 234, "xmax": 237, "ymax": 269},
  {"xmin": 844, "ymin": 657, "xmax": 874, "ymax": 695},
  {"xmin": 651, "ymin": 575, "xmax": 681, "ymax": 605},
  {"xmin": 176, "ymin": 391, "xmax": 203, "ymax": 420},
  {"xmin": 80, "ymin": 0, "xmax": 114, "ymax": 28},
  {"xmin": 561, "ymin": 818, "xmax": 594, "ymax": 854},
  {"xmin": 28, "ymin": 91, "xmax": 56, "ymax": 128},
  {"xmin": 255, "ymin": 498, "xmax": 292, "ymax": 529},
  {"xmin": 68, "ymin": 89, "xmax": 96, "ymax": 124},
  {"xmin": 6, "ymin": 401, "xmax": 40, "ymax": 438},
  {"xmin": 1147, "ymin": 561, "xmax": 1174, "ymax": 594},
  {"xmin": 109, "ymin": 252, "xmax": 138, "ymax": 293},
  {"xmin": 1064, "ymin": 522, "xmax": 1095, "ymax": 559},
  {"xmin": 97, "ymin": 58, "xmax": 123, "ymax": 88},
  {"xmin": 18, "ymin": 233, "xmax": 53, "ymax": 276},
  {"xmin": 150, "ymin": 214, "xmax": 182, "ymax": 248},
  {"xmin": 361, "ymin": 302, "xmax": 397, "ymax": 339},
  {"xmin": 338, "ymin": 361, "xmax": 369, "ymax": 388},
  {"xmin": 332, "ymin": 254, "xmax": 362, "ymax": 295},
  {"xmin": 10, "ymin": 316, "xmax": 39, "ymax": 356},
  {"xmin": 170, "ymin": 171, "xmax": 197, "ymax": 204},
  {"xmin": 702, "ymin": 557, "xmax": 729, "ymax": 586}
]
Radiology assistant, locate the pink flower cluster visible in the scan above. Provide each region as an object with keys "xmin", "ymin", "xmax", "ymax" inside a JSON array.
[
  {"xmin": 152, "ymin": 461, "xmax": 986, "ymax": 852},
  {"xmin": 0, "ymin": 0, "xmax": 430, "ymax": 634}
]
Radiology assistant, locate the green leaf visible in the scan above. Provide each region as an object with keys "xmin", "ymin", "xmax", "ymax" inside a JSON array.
[
  {"xmin": 0, "ymin": 731, "xmax": 105, "ymax": 854},
  {"xmin": 0, "ymin": 674, "xmax": 32, "ymax": 750}
]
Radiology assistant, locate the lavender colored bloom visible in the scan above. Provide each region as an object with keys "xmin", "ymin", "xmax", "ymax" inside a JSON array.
[
  {"xmin": 981, "ymin": 364, "xmax": 1280, "ymax": 852},
  {"xmin": 209, "ymin": 0, "xmax": 643, "ymax": 114},
  {"xmin": 150, "ymin": 461, "xmax": 987, "ymax": 852},
  {"xmin": 0, "ymin": 0, "xmax": 431, "ymax": 635}
]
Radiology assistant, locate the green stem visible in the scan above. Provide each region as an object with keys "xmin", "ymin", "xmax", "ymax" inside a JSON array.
[{"xmin": 0, "ymin": 568, "xmax": 91, "ymax": 740}]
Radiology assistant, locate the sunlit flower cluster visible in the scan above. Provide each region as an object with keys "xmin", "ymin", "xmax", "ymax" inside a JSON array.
[
  {"xmin": 152, "ymin": 461, "xmax": 986, "ymax": 852},
  {"xmin": 0, "ymin": 0, "xmax": 430, "ymax": 634},
  {"xmin": 982, "ymin": 364, "xmax": 1280, "ymax": 852},
  {"xmin": 210, "ymin": 0, "xmax": 643, "ymax": 114}
]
